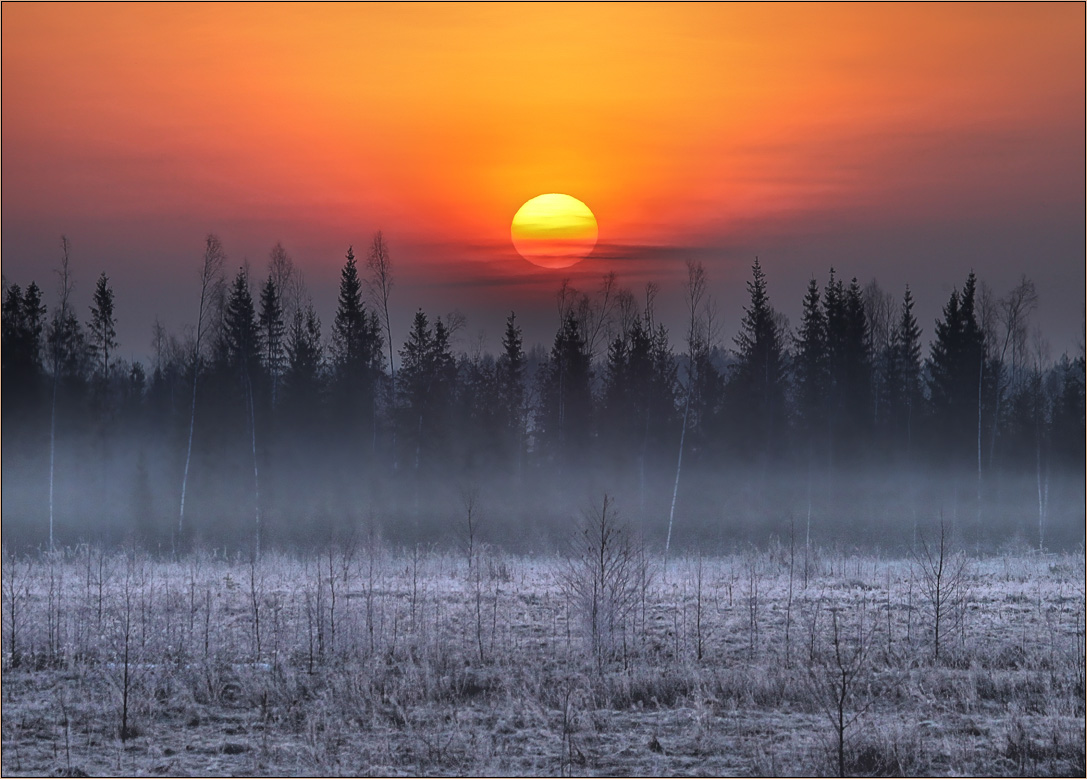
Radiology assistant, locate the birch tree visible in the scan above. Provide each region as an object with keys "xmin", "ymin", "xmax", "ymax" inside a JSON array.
[
  {"xmin": 178, "ymin": 234, "xmax": 225, "ymax": 537},
  {"xmin": 666, "ymin": 259, "xmax": 707, "ymax": 561}
]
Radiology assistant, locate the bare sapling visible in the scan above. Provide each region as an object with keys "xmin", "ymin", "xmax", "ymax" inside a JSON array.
[
  {"xmin": 116, "ymin": 550, "xmax": 139, "ymax": 741},
  {"xmin": 326, "ymin": 546, "xmax": 337, "ymax": 657},
  {"xmin": 362, "ymin": 518, "xmax": 381, "ymax": 657},
  {"xmin": 46, "ymin": 550, "xmax": 63, "ymax": 665},
  {"xmin": 785, "ymin": 518, "xmax": 796, "ymax": 667},
  {"xmin": 913, "ymin": 516, "xmax": 970, "ymax": 663},
  {"xmin": 459, "ymin": 485, "xmax": 480, "ymax": 575},
  {"xmin": 249, "ymin": 552, "xmax": 264, "ymax": 664},
  {"xmin": 744, "ymin": 547, "xmax": 762, "ymax": 659},
  {"xmin": 695, "ymin": 552, "xmax": 705, "ymax": 662},
  {"xmin": 3, "ymin": 547, "xmax": 26, "ymax": 669},
  {"xmin": 805, "ymin": 599, "xmax": 878, "ymax": 777},
  {"xmin": 562, "ymin": 494, "xmax": 647, "ymax": 669}
]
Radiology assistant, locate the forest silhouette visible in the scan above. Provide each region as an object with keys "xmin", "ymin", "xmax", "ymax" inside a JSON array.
[{"xmin": 2, "ymin": 234, "xmax": 1083, "ymax": 553}]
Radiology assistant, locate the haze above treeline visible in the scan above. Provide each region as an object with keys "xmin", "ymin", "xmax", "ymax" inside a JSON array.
[{"xmin": 2, "ymin": 232, "xmax": 1084, "ymax": 553}]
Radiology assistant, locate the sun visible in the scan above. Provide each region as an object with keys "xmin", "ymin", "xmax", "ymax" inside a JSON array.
[{"xmin": 511, "ymin": 194, "xmax": 598, "ymax": 269}]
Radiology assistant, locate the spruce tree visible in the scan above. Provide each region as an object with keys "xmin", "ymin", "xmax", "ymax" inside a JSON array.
[
  {"xmin": 397, "ymin": 310, "xmax": 456, "ymax": 470},
  {"xmin": 330, "ymin": 247, "xmax": 384, "ymax": 455},
  {"xmin": 840, "ymin": 277, "xmax": 873, "ymax": 451},
  {"xmin": 222, "ymin": 269, "xmax": 260, "ymax": 381},
  {"xmin": 540, "ymin": 313, "xmax": 593, "ymax": 461},
  {"xmin": 730, "ymin": 258, "xmax": 786, "ymax": 457},
  {"xmin": 87, "ymin": 272, "xmax": 117, "ymax": 383},
  {"xmin": 2, "ymin": 282, "xmax": 47, "ymax": 422},
  {"xmin": 794, "ymin": 277, "xmax": 827, "ymax": 439},
  {"xmin": 496, "ymin": 311, "xmax": 526, "ymax": 472},
  {"xmin": 258, "ymin": 275, "xmax": 286, "ymax": 405},
  {"xmin": 928, "ymin": 271, "xmax": 986, "ymax": 462},
  {"xmin": 893, "ymin": 286, "xmax": 923, "ymax": 452}
]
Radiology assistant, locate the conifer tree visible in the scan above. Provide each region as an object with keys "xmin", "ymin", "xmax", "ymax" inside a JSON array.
[
  {"xmin": 258, "ymin": 275, "xmax": 286, "ymax": 405},
  {"xmin": 495, "ymin": 311, "xmax": 526, "ymax": 474},
  {"xmin": 730, "ymin": 257, "xmax": 786, "ymax": 457},
  {"xmin": 2, "ymin": 282, "xmax": 47, "ymax": 422},
  {"xmin": 87, "ymin": 272, "xmax": 117, "ymax": 383},
  {"xmin": 330, "ymin": 246, "xmax": 384, "ymax": 455},
  {"xmin": 539, "ymin": 313, "xmax": 593, "ymax": 461},
  {"xmin": 890, "ymin": 286, "xmax": 923, "ymax": 453},
  {"xmin": 794, "ymin": 277, "xmax": 827, "ymax": 439}
]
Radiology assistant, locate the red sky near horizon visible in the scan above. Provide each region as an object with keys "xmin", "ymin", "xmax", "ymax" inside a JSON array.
[{"xmin": 2, "ymin": 3, "xmax": 1084, "ymax": 356}]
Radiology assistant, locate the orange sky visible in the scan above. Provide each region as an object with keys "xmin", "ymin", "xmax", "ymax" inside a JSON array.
[{"xmin": 2, "ymin": 3, "xmax": 1084, "ymax": 356}]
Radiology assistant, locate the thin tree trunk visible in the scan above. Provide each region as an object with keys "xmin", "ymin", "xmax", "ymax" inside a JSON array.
[
  {"xmin": 977, "ymin": 355, "xmax": 984, "ymax": 530},
  {"xmin": 179, "ymin": 363, "xmax": 199, "ymax": 534},
  {"xmin": 665, "ymin": 380, "xmax": 690, "ymax": 563},
  {"xmin": 48, "ymin": 376, "xmax": 58, "ymax": 551},
  {"xmin": 245, "ymin": 367, "xmax": 262, "ymax": 558},
  {"xmin": 179, "ymin": 236, "xmax": 223, "ymax": 537},
  {"xmin": 48, "ymin": 236, "xmax": 74, "ymax": 552}
]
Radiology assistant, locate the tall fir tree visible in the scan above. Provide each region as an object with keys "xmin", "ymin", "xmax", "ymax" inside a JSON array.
[
  {"xmin": 539, "ymin": 313, "xmax": 593, "ymax": 462},
  {"xmin": 87, "ymin": 272, "xmax": 117, "ymax": 383},
  {"xmin": 883, "ymin": 286, "xmax": 922, "ymax": 455},
  {"xmin": 258, "ymin": 275, "xmax": 286, "ymax": 406},
  {"xmin": 927, "ymin": 271, "xmax": 987, "ymax": 462},
  {"xmin": 2, "ymin": 282, "xmax": 48, "ymax": 423},
  {"xmin": 840, "ymin": 276, "xmax": 873, "ymax": 452},
  {"xmin": 330, "ymin": 246, "xmax": 384, "ymax": 455},
  {"xmin": 794, "ymin": 277, "xmax": 827, "ymax": 440},
  {"xmin": 397, "ymin": 310, "xmax": 456, "ymax": 470},
  {"xmin": 729, "ymin": 258, "xmax": 786, "ymax": 458}
]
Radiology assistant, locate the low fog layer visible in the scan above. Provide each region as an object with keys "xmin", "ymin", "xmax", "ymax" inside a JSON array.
[{"xmin": 2, "ymin": 439, "xmax": 1083, "ymax": 555}]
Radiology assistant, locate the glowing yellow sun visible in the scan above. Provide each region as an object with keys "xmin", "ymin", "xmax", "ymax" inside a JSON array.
[{"xmin": 511, "ymin": 194, "xmax": 598, "ymax": 269}]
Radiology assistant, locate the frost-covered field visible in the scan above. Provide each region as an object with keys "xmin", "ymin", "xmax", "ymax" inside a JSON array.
[{"xmin": 2, "ymin": 542, "xmax": 1084, "ymax": 777}]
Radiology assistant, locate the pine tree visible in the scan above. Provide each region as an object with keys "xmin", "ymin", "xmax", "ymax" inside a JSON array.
[
  {"xmin": 495, "ymin": 311, "xmax": 526, "ymax": 474},
  {"xmin": 928, "ymin": 271, "xmax": 986, "ymax": 462},
  {"xmin": 888, "ymin": 286, "xmax": 922, "ymax": 454},
  {"xmin": 222, "ymin": 269, "xmax": 260, "ymax": 381},
  {"xmin": 841, "ymin": 276, "xmax": 873, "ymax": 451},
  {"xmin": 2, "ymin": 282, "xmax": 47, "ymax": 422},
  {"xmin": 539, "ymin": 313, "xmax": 593, "ymax": 461},
  {"xmin": 258, "ymin": 275, "xmax": 286, "ymax": 405},
  {"xmin": 1049, "ymin": 353, "xmax": 1086, "ymax": 467},
  {"xmin": 397, "ymin": 310, "xmax": 456, "ymax": 470},
  {"xmin": 330, "ymin": 246, "xmax": 384, "ymax": 455},
  {"xmin": 730, "ymin": 258, "xmax": 786, "ymax": 457},
  {"xmin": 221, "ymin": 267, "xmax": 264, "ymax": 553},
  {"xmin": 794, "ymin": 277, "xmax": 827, "ymax": 439},
  {"xmin": 87, "ymin": 272, "xmax": 117, "ymax": 383},
  {"xmin": 282, "ymin": 303, "xmax": 324, "ymax": 438}
]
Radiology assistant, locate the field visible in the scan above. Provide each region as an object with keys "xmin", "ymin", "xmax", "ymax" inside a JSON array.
[{"xmin": 1, "ymin": 531, "xmax": 1084, "ymax": 777}]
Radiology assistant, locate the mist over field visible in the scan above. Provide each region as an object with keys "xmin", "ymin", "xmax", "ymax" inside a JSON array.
[{"xmin": 3, "ymin": 241, "xmax": 1084, "ymax": 556}]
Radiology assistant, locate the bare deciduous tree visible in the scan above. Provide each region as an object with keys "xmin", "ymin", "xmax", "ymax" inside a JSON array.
[
  {"xmin": 913, "ymin": 517, "xmax": 970, "ymax": 663},
  {"xmin": 989, "ymin": 276, "xmax": 1039, "ymax": 466},
  {"xmin": 666, "ymin": 259, "xmax": 708, "ymax": 561},
  {"xmin": 179, "ymin": 234, "xmax": 226, "ymax": 537},
  {"xmin": 365, "ymin": 231, "xmax": 396, "ymax": 378},
  {"xmin": 805, "ymin": 599, "xmax": 878, "ymax": 777},
  {"xmin": 48, "ymin": 236, "xmax": 75, "ymax": 551},
  {"xmin": 562, "ymin": 494, "xmax": 648, "ymax": 668}
]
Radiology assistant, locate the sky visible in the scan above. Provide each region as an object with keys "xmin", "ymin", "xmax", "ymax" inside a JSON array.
[{"xmin": 2, "ymin": 3, "xmax": 1084, "ymax": 362}]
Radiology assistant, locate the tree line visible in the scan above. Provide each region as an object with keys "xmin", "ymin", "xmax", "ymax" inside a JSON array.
[{"xmin": 2, "ymin": 234, "xmax": 1083, "ymax": 550}]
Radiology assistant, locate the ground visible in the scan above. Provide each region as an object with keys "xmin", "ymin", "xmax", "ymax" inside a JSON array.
[{"xmin": 1, "ymin": 541, "xmax": 1083, "ymax": 776}]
